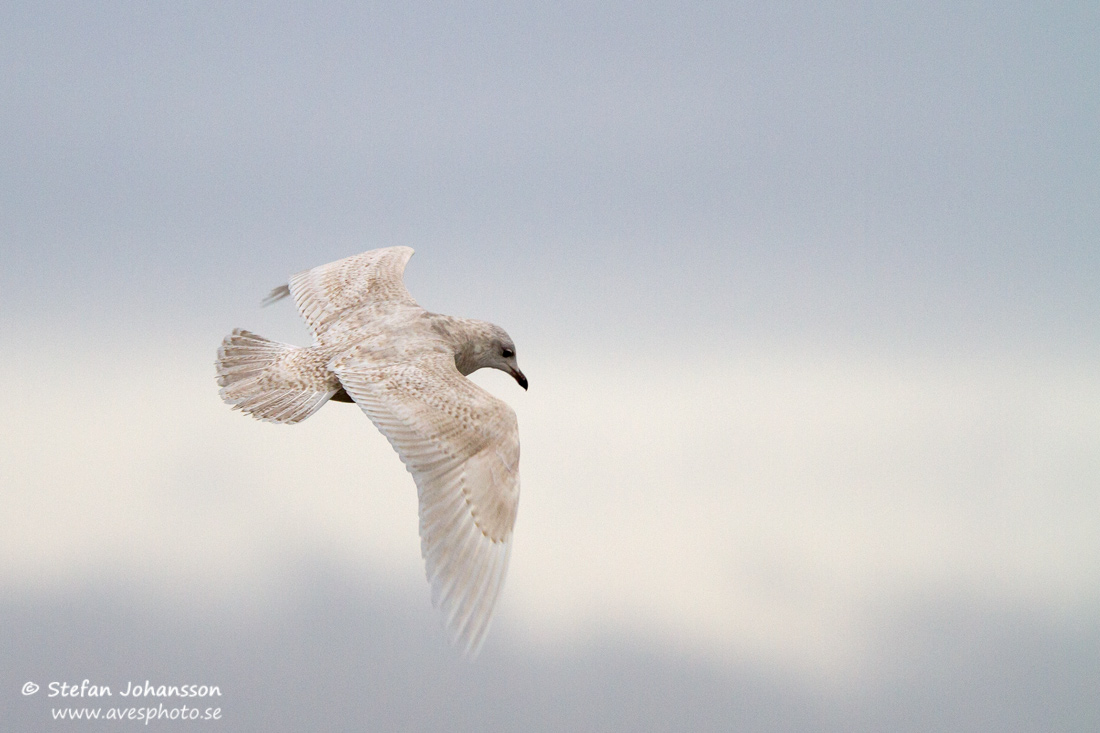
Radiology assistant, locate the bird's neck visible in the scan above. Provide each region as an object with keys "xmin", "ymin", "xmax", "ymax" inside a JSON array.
[{"xmin": 428, "ymin": 314, "xmax": 492, "ymax": 376}]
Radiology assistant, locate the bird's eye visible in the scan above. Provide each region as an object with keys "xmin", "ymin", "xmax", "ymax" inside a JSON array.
[{"xmin": 501, "ymin": 347, "xmax": 514, "ymax": 358}]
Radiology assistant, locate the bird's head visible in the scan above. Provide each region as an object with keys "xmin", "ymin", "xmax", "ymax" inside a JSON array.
[
  {"xmin": 460, "ymin": 322, "xmax": 528, "ymax": 390},
  {"xmin": 489, "ymin": 333, "xmax": 527, "ymax": 391}
]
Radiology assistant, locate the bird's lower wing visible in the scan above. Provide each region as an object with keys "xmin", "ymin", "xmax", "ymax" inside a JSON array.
[{"xmin": 335, "ymin": 353, "xmax": 520, "ymax": 655}]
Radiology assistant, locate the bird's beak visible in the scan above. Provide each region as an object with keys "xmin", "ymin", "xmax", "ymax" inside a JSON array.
[{"xmin": 510, "ymin": 367, "xmax": 528, "ymax": 391}]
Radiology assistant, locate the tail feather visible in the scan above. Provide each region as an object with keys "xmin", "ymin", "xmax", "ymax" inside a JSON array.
[{"xmin": 216, "ymin": 329, "xmax": 337, "ymax": 424}]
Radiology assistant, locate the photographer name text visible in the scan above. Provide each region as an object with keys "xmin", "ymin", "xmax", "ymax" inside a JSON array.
[{"xmin": 47, "ymin": 680, "xmax": 221, "ymax": 698}]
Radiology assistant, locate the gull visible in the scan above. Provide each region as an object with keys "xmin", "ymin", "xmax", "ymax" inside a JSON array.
[{"xmin": 215, "ymin": 247, "xmax": 526, "ymax": 655}]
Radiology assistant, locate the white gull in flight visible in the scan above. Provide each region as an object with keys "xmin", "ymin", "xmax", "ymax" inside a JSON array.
[{"xmin": 215, "ymin": 246, "xmax": 526, "ymax": 655}]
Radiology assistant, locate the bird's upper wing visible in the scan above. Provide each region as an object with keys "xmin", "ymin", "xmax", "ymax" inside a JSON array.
[
  {"xmin": 266, "ymin": 247, "xmax": 420, "ymax": 341},
  {"xmin": 334, "ymin": 352, "xmax": 520, "ymax": 656}
]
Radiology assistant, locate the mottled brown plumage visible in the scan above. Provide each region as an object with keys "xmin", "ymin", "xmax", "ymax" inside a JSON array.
[{"xmin": 216, "ymin": 247, "xmax": 526, "ymax": 655}]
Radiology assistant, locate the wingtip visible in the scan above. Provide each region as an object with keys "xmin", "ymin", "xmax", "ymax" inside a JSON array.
[
  {"xmin": 262, "ymin": 284, "xmax": 291, "ymax": 307},
  {"xmin": 435, "ymin": 536, "xmax": 511, "ymax": 660}
]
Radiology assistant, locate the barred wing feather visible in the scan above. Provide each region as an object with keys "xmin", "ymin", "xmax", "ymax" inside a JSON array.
[
  {"xmin": 335, "ymin": 354, "xmax": 520, "ymax": 655},
  {"xmin": 267, "ymin": 247, "xmax": 419, "ymax": 341}
]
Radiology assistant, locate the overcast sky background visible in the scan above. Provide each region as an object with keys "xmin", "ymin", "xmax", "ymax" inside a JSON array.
[{"xmin": 2, "ymin": 2, "xmax": 1098, "ymax": 731}]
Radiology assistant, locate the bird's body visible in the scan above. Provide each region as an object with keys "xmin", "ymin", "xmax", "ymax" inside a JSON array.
[{"xmin": 215, "ymin": 246, "xmax": 526, "ymax": 655}]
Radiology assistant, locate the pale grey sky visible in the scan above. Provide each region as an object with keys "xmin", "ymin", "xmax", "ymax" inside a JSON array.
[
  {"xmin": 2, "ymin": 2, "xmax": 1098, "ymax": 731},
  {"xmin": 3, "ymin": 1, "xmax": 1097, "ymax": 348}
]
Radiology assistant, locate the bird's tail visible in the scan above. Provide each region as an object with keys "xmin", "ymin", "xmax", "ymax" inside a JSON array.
[{"xmin": 215, "ymin": 329, "xmax": 337, "ymax": 424}]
